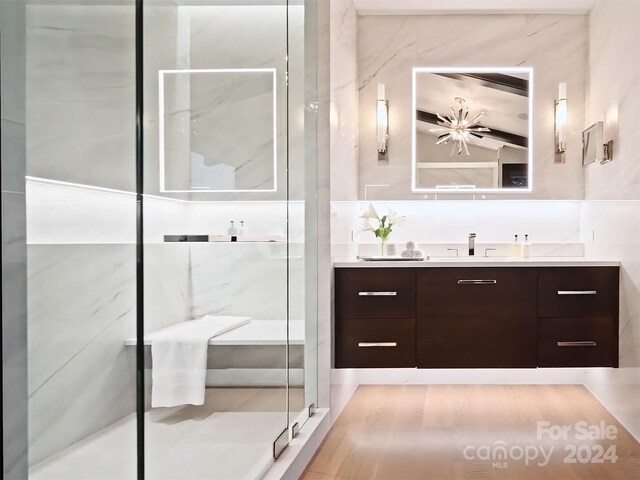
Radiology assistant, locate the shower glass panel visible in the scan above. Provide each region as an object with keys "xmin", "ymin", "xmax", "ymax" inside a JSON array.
[
  {"xmin": 18, "ymin": 1, "xmax": 139, "ymax": 478},
  {"xmin": 2, "ymin": 0, "xmax": 317, "ymax": 478},
  {"xmin": 142, "ymin": 1, "xmax": 295, "ymax": 478}
]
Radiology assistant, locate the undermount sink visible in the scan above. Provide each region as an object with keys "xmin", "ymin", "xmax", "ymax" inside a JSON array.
[{"xmin": 428, "ymin": 256, "xmax": 505, "ymax": 261}]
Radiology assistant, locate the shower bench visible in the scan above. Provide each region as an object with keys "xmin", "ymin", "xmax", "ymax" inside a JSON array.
[{"xmin": 124, "ymin": 319, "xmax": 305, "ymax": 387}]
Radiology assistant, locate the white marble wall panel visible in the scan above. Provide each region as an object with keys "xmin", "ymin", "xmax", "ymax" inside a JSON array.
[
  {"xmin": 184, "ymin": 201, "xmax": 302, "ymax": 242},
  {"xmin": 582, "ymin": 201, "xmax": 640, "ymax": 366},
  {"xmin": 1, "ymin": 1, "xmax": 28, "ymax": 476},
  {"xmin": 26, "ymin": 178, "xmax": 136, "ymax": 245},
  {"xmin": 332, "ymin": 200, "xmax": 582, "ymax": 250},
  {"xmin": 27, "ymin": 244, "xmax": 137, "ymax": 466},
  {"xmin": 585, "ymin": 1, "xmax": 640, "ymax": 200},
  {"xmin": 144, "ymin": 5, "xmax": 307, "ymax": 202},
  {"xmin": 26, "ymin": 4, "xmax": 135, "ymax": 191},
  {"xmin": 579, "ymin": 1, "xmax": 640, "ymax": 442},
  {"xmin": 188, "ymin": 242, "xmax": 304, "ymax": 322},
  {"xmin": 356, "ymin": 14, "xmax": 588, "ymax": 200},
  {"xmin": 330, "ymin": 0, "xmax": 359, "ymax": 201}
]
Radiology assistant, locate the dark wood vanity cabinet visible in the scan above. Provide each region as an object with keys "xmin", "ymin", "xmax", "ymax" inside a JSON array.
[
  {"xmin": 335, "ymin": 269, "xmax": 416, "ymax": 368},
  {"xmin": 334, "ymin": 266, "xmax": 619, "ymax": 369},
  {"xmin": 537, "ymin": 267, "xmax": 619, "ymax": 367},
  {"xmin": 416, "ymin": 268, "xmax": 538, "ymax": 368}
]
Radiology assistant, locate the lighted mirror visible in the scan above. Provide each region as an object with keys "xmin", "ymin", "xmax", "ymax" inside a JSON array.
[
  {"xmin": 412, "ymin": 67, "xmax": 533, "ymax": 193},
  {"xmin": 160, "ymin": 68, "xmax": 277, "ymax": 193}
]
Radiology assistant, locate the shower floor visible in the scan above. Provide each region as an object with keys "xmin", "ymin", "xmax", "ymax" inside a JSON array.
[{"xmin": 29, "ymin": 388, "xmax": 305, "ymax": 480}]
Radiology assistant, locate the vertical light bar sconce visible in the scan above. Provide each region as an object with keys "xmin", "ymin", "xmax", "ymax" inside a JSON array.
[
  {"xmin": 554, "ymin": 82, "xmax": 567, "ymax": 163},
  {"xmin": 377, "ymin": 83, "xmax": 389, "ymax": 164}
]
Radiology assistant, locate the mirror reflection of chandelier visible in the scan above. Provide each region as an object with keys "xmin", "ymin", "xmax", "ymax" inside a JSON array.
[{"xmin": 430, "ymin": 97, "xmax": 490, "ymax": 156}]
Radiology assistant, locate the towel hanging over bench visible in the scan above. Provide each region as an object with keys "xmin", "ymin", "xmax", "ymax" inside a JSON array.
[{"xmin": 149, "ymin": 315, "xmax": 250, "ymax": 408}]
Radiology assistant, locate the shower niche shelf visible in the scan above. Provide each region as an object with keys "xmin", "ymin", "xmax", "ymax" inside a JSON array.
[{"xmin": 164, "ymin": 234, "xmax": 285, "ymax": 243}]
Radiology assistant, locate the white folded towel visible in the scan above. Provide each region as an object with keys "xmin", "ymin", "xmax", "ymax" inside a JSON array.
[
  {"xmin": 149, "ymin": 315, "xmax": 250, "ymax": 408},
  {"xmin": 401, "ymin": 249, "xmax": 412, "ymax": 258},
  {"xmin": 406, "ymin": 241, "xmax": 415, "ymax": 251},
  {"xmin": 411, "ymin": 250, "xmax": 424, "ymax": 258}
]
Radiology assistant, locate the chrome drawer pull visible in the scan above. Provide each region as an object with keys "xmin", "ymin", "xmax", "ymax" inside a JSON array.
[
  {"xmin": 557, "ymin": 341, "xmax": 597, "ymax": 347},
  {"xmin": 358, "ymin": 291, "xmax": 397, "ymax": 296},
  {"xmin": 358, "ymin": 342, "xmax": 397, "ymax": 348},
  {"xmin": 557, "ymin": 290, "xmax": 597, "ymax": 295},
  {"xmin": 457, "ymin": 279, "xmax": 497, "ymax": 285}
]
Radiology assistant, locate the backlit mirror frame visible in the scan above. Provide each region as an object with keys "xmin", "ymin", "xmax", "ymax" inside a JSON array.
[
  {"xmin": 159, "ymin": 68, "xmax": 278, "ymax": 193},
  {"xmin": 411, "ymin": 67, "xmax": 534, "ymax": 194}
]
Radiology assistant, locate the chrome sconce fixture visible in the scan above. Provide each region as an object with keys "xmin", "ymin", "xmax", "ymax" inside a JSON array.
[
  {"xmin": 377, "ymin": 83, "xmax": 389, "ymax": 164},
  {"xmin": 554, "ymin": 82, "xmax": 568, "ymax": 163}
]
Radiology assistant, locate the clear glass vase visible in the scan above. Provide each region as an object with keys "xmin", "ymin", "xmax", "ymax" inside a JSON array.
[{"xmin": 379, "ymin": 236, "xmax": 388, "ymax": 256}]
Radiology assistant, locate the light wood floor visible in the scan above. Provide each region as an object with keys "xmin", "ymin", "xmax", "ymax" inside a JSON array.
[{"xmin": 302, "ymin": 385, "xmax": 640, "ymax": 480}]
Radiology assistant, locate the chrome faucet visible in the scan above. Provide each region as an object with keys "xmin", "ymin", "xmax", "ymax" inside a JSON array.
[{"xmin": 468, "ymin": 233, "xmax": 476, "ymax": 256}]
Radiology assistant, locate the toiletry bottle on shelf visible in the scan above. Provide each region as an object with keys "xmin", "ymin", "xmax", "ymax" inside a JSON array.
[
  {"xmin": 510, "ymin": 235, "xmax": 520, "ymax": 258},
  {"xmin": 227, "ymin": 221, "xmax": 238, "ymax": 236},
  {"xmin": 522, "ymin": 234, "xmax": 531, "ymax": 258},
  {"xmin": 238, "ymin": 221, "xmax": 245, "ymax": 236}
]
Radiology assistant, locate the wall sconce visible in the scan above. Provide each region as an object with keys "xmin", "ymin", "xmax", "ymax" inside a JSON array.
[
  {"xmin": 377, "ymin": 83, "xmax": 389, "ymax": 165},
  {"xmin": 554, "ymin": 82, "xmax": 567, "ymax": 163}
]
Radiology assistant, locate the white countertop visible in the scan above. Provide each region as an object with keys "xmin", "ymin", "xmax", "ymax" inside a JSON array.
[{"xmin": 334, "ymin": 257, "xmax": 620, "ymax": 268}]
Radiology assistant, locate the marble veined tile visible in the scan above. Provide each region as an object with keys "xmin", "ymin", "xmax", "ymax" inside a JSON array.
[
  {"xmin": 26, "ymin": 4, "xmax": 136, "ymax": 191},
  {"xmin": 27, "ymin": 244, "xmax": 136, "ymax": 464}
]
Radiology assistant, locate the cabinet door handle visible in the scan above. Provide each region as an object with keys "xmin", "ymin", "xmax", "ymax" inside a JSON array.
[
  {"xmin": 557, "ymin": 290, "xmax": 597, "ymax": 295},
  {"xmin": 457, "ymin": 279, "xmax": 497, "ymax": 285},
  {"xmin": 358, "ymin": 342, "xmax": 397, "ymax": 348},
  {"xmin": 557, "ymin": 341, "xmax": 597, "ymax": 347},
  {"xmin": 358, "ymin": 291, "xmax": 397, "ymax": 296}
]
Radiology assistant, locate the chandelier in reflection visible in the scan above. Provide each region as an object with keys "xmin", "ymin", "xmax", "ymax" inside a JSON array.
[{"xmin": 430, "ymin": 97, "xmax": 490, "ymax": 156}]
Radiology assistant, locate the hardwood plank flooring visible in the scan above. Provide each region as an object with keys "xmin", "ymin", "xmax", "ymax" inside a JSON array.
[{"xmin": 302, "ymin": 385, "xmax": 640, "ymax": 480}]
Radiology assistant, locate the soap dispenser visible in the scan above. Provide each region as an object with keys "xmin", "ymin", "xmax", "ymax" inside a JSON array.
[
  {"xmin": 522, "ymin": 234, "xmax": 531, "ymax": 258},
  {"xmin": 510, "ymin": 235, "xmax": 521, "ymax": 258},
  {"xmin": 227, "ymin": 221, "xmax": 238, "ymax": 236}
]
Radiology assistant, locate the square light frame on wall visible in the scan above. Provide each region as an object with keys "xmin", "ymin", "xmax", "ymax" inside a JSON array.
[
  {"xmin": 411, "ymin": 66, "xmax": 534, "ymax": 194},
  {"xmin": 158, "ymin": 68, "xmax": 278, "ymax": 193}
]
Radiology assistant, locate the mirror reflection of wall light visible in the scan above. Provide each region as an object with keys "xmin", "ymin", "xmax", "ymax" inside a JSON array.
[
  {"xmin": 554, "ymin": 82, "xmax": 567, "ymax": 163},
  {"xmin": 377, "ymin": 83, "xmax": 389, "ymax": 165}
]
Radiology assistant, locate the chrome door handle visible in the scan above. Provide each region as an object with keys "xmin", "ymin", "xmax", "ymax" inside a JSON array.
[
  {"xmin": 557, "ymin": 341, "xmax": 597, "ymax": 347},
  {"xmin": 557, "ymin": 290, "xmax": 597, "ymax": 295},
  {"xmin": 457, "ymin": 280, "xmax": 497, "ymax": 285},
  {"xmin": 358, "ymin": 291, "xmax": 397, "ymax": 296},
  {"xmin": 358, "ymin": 342, "xmax": 397, "ymax": 347}
]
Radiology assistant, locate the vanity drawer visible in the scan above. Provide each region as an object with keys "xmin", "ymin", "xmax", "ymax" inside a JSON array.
[
  {"xmin": 417, "ymin": 268, "xmax": 537, "ymax": 317},
  {"xmin": 537, "ymin": 317, "xmax": 618, "ymax": 367},
  {"xmin": 336, "ymin": 268, "xmax": 416, "ymax": 319},
  {"xmin": 335, "ymin": 317, "xmax": 415, "ymax": 368},
  {"xmin": 538, "ymin": 267, "xmax": 619, "ymax": 318}
]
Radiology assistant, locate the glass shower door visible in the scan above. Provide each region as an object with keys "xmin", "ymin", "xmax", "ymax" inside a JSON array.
[{"xmin": 142, "ymin": 2, "xmax": 291, "ymax": 478}]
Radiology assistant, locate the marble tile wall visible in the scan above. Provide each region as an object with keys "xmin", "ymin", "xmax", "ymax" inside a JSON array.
[
  {"xmin": 183, "ymin": 201, "xmax": 305, "ymax": 321},
  {"xmin": 355, "ymin": 14, "xmax": 588, "ymax": 200},
  {"xmin": 27, "ymin": 244, "xmax": 137, "ymax": 467},
  {"xmin": 331, "ymin": 199, "xmax": 583, "ymax": 258},
  {"xmin": 24, "ymin": 2, "xmax": 137, "ymax": 466},
  {"xmin": 143, "ymin": 4, "xmax": 306, "ymax": 202},
  {"xmin": 580, "ymin": 0, "xmax": 640, "ymax": 441},
  {"xmin": 1, "ymin": 0, "xmax": 29, "ymax": 477},
  {"xmin": 25, "ymin": 4, "xmax": 136, "ymax": 192},
  {"xmin": 330, "ymin": 0, "xmax": 359, "ymax": 201},
  {"xmin": 584, "ymin": 1, "xmax": 640, "ymax": 201}
]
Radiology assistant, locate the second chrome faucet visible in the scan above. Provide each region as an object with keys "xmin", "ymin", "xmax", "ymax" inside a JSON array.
[{"xmin": 468, "ymin": 233, "xmax": 476, "ymax": 256}]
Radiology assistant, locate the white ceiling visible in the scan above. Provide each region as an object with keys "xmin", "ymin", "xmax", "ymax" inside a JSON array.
[{"xmin": 354, "ymin": 0, "xmax": 595, "ymax": 15}]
